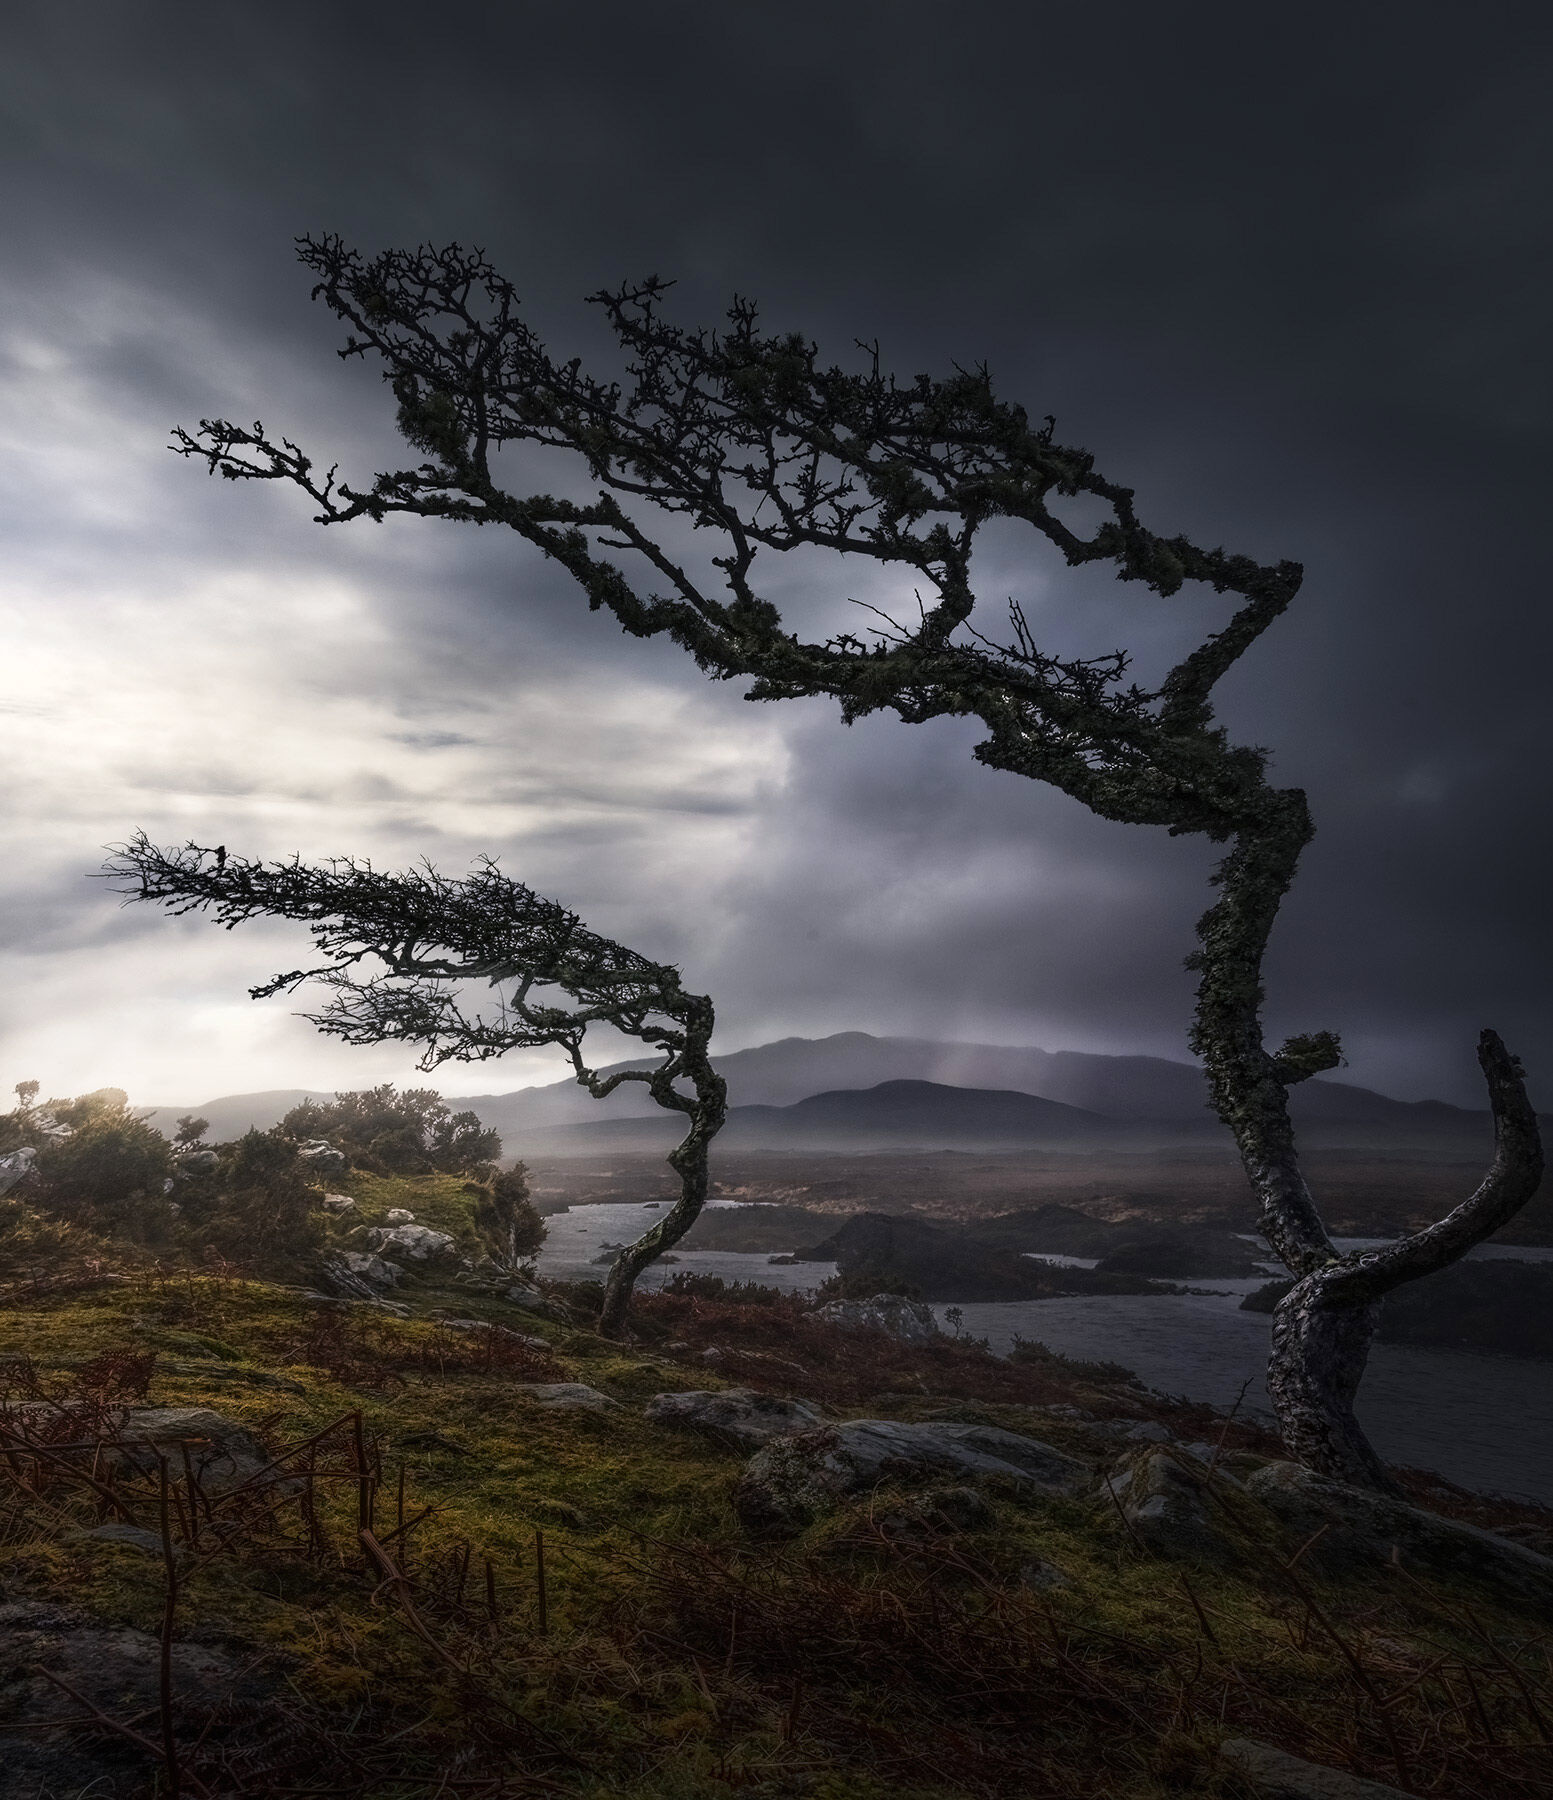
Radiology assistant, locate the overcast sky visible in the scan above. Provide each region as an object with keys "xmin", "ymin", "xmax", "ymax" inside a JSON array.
[{"xmin": 2, "ymin": 2, "xmax": 1550, "ymax": 1110}]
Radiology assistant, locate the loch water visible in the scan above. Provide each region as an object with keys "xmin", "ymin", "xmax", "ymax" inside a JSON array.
[{"xmin": 537, "ymin": 1204, "xmax": 1553, "ymax": 1505}]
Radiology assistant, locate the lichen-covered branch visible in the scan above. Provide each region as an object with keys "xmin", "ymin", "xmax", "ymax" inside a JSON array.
[{"xmin": 103, "ymin": 835, "xmax": 726, "ymax": 1336}]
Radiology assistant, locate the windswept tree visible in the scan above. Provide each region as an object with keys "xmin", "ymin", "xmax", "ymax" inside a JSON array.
[
  {"xmin": 105, "ymin": 838, "xmax": 727, "ymax": 1337},
  {"xmin": 172, "ymin": 238, "xmax": 1542, "ymax": 1490}
]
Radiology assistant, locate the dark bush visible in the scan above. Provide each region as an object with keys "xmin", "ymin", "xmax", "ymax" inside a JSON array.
[
  {"xmin": 660, "ymin": 1272, "xmax": 789, "ymax": 1305},
  {"xmin": 33, "ymin": 1093, "xmax": 175, "ymax": 1243},
  {"xmin": 176, "ymin": 1129, "xmax": 323, "ymax": 1270}
]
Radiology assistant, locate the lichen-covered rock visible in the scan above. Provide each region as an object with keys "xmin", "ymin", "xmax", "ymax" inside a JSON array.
[
  {"xmin": 367, "ymin": 1223, "xmax": 456, "ymax": 1261},
  {"xmin": 1245, "ymin": 1461, "xmax": 1553, "ymax": 1608},
  {"xmin": 0, "ymin": 1147, "xmax": 36, "ymax": 1196},
  {"xmin": 1115, "ymin": 1449, "xmax": 1237, "ymax": 1566},
  {"xmin": 1220, "ymin": 1736, "xmax": 1421, "ymax": 1797},
  {"xmin": 735, "ymin": 1419, "xmax": 1091, "ymax": 1534},
  {"xmin": 295, "ymin": 1138, "xmax": 348, "ymax": 1175},
  {"xmin": 645, "ymin": 1387, "xmax": 824, "ymax": 1451},
  {"xmin": 322, "ymin": 1248, "xmax": 405, "ymax": 1297},
  {"xmin": 814, "ymin": 1293, "xmax": 939, "ymax": 1344},
  {"xmin": 321, "ymin": 1192, "xmax": 356, "ymax": 1213},
  {"xmin": 111, "ymin": 1405, "xmax": 274, "ymax": 1495},
  {"xmin": 385, "ymin": 1206, "xmax": 416, "ymax": 1224},
  {"xmin": 515, "ymin": 1382, "xmax": 618, "ymax": 1411}
]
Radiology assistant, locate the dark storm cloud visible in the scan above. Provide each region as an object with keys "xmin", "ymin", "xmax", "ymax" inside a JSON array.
[{"xmin": 1, "ymin": 1, "xmax": 1549, "ymax": 1106}]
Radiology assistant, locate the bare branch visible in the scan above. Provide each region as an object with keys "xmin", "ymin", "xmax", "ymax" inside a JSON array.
[{"xmin": 102, "ymin": 834, "xmax": 727, "ymax": 1334}]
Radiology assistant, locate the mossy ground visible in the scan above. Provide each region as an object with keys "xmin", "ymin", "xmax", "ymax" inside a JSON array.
[{"xmin": 2, "ymin": 1180, "xmax": 1551, "ymax": 1798}]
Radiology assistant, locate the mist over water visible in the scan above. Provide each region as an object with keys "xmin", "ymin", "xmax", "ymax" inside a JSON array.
[{"xmin": 539, "ymin": 1204, "xmax": 1553, "ymax": 1504}]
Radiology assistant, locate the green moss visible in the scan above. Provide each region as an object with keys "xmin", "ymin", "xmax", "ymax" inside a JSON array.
[{"xmin": 1, "ymin": 1271, "xmax": 1549, "ymax": 1799}]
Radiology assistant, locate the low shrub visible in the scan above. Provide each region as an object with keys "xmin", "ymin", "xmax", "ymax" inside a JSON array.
[{"xmin": 277, "ymin": 1084, "xmax": 501, "ymax": 1177}]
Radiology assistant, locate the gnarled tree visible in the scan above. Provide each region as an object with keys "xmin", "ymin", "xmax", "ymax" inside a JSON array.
[
  {"xmin": 173, "ymin": 237, "xmax": 1542, "ymax": 1489},
  {"xmin": 104, "ymin": 837, "xmax": 726, "ymax": 1337}
]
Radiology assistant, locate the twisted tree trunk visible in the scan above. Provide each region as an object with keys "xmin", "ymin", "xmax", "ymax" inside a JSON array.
[
  {"xmin": 597, "ymin": 1096, "xmax": 723, "ymax": 1338},
  {"xmin": 1196, "ymin": 814, "xmax": 1544, "ymax": 1487},
  {"xmin": 596, "ymin": 1027, "xmax": 727, "ymax": 1339}
]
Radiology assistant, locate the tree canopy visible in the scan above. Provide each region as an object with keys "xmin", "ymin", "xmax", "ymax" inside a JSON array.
[{"xmin": 169, "ymin": 238, "xmax": 1543, "ymax": 1483}]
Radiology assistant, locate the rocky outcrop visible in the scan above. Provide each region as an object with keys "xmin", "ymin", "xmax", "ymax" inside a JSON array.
[
  {"xmin": 0, "ymin": 1147, "xmax": 36, "ymax": 1196},
  {"xmin": 645, "ymin": 1387, "xmax": 825, "ymax": 1451},
  {"xmin": 1220, "ymin": 1736, "xmax": 1420, "ymax": 1798},
  {"xmin": 814, "ymin": 1293, "xmax": 939, "ymax": 1344},
  {"xmin": 296, "ymin": 1138, "xmax": 348, "ymax": 1176},
  {"xmin": 322, "ymin": 1248, "xmax": 404, "ymax": 1298},
  {"xmin": 735, "ymin": 1418, "xmax": 1091, "ymax": 1534},
  {"xmin": 366, "ymin": 1223, "xmax": 456, "ymax": 1261},
  {"xmin": 1245, "ymin": 1461, "xmax": 1553, "ymax": 1608},
  {"xmin": 1113, "ymin": 1449, "xmax": 1237, "ymax": 1565}
]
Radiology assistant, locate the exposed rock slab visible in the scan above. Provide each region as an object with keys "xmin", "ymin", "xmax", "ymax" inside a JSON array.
[
  {"xmin": 515, "ymin": 1382, "xmax": 618, "ymax": 1411},
  {"xmin": 1245, "ymin": 1461, "xmax": 1553, "ymax": 1607},
  {"xmin": 645, "ymin": 1387, "xmax": 824, "ymax": 1451},
  {"xmin": 322, "ymin": 1248, "xmax": 404, "ymax": 1298},
  {"xmin": 735, "ymin": 1418, "xmax": 1092, "ymax": 1534},
  {"xmin": 1221, "ymin": 1736, "xmax": 1420, "ymax": 1798}
]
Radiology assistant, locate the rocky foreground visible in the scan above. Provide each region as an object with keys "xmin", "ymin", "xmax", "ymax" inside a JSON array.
[{"xmin": 3, "ymin": 1178, "xmax": 1552, "ymax": 1800}]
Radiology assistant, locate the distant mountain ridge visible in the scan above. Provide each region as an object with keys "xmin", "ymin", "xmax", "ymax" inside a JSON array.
[{"xmin": 142, "ymin": 1030, "xmax": 1503, "ymax": 1154}]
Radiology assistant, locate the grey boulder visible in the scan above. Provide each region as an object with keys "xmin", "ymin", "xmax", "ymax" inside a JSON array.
[
  {"xmin": 814, "ymin": 1293, "xmax": 939, "ymax": 1344},
  {"xmin": 1113, "ymin": 1449, "xmax": 1237, "ymax": 1566},
  {"xmin": 296, "ymin": 1138, "xmax": 348, "ymax": 1175},
  {"xmin": 645, "ymin": 1387, "xmax": 825, "ymax": 1451},
  {"xmin": 1246, "ymin": 1461, "xmax": 1553, "ymax": 1608},
  {"xmin": 367, "ymin": 1222, "xmax": 456, "ymax": 1261},
  {"xmin": 111, "ymin": 1405, "xmax": 274, "ymax": 1495},
  {"xmin": 735, "ymin": 1418, "xmax": 1091, "ymax": 1534},
  {"xmin": 321, "ymin": 1192, "xmax": 356, "ymax": 1213},
  {"xmin": 0, "ymin": 1147, "xmax": 36, "ymax": 1196},
  {"xmin": 1221, "ymin": 1736, "xmax": 1420, "ymax": 1798}
]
